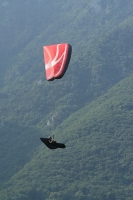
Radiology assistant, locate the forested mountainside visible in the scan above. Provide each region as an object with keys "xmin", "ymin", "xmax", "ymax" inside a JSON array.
[
  {"xmin": 1, "ymin": 70, "xmax": 133, "ymax": 200},
  {"xmin": 0, "ymin": 0, "xmax": 133, "ymax": 199}
]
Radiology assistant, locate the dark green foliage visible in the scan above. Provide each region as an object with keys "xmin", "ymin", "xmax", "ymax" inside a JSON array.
[
  {"xmin": 1, "ymin": 0, "xmax": 133, "ymax": 199},
  {"xmin": 1, "ymin": 74, "xmax": 133, "ymax": 199},
  {"xmin": 0, "ymin": 120, "xmax": 41, "ymax": 187}
]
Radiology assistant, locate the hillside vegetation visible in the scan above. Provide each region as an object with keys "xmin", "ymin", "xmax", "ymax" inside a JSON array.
[
  {"xmin": 1, "ymin": 72, "xmax": 133, "ymax": 200},
  {"xmin": 0, "ymin": 0, "xmax": 133, "ymax": 199}
]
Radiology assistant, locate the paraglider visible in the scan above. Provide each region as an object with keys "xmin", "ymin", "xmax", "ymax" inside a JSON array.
[
  {"xmin": 40, "ymin": 136, "xmax": 66, "ymax": 149},
  {"xmin": 43, "ymin": 43, "xmax": 72, "ymax": 81},
  {"xmin": 40, "ymin": 43, "xmax": 71, "ymax": 149}
]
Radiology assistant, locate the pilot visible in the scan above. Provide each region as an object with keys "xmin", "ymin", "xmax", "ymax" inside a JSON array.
[{"xmin": 48, "ymin": 136, "xmax": 54, "ymax": 143}]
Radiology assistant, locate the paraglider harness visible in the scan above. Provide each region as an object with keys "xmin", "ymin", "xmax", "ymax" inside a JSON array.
[{"xmin": 40, "ymin": 135, "xmax": 66, "ymax": 149}]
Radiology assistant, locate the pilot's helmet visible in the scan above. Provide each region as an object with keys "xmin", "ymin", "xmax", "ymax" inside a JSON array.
[{"xmin": 48, "ymin": 136, "xmax": 52, "ymax": 140}]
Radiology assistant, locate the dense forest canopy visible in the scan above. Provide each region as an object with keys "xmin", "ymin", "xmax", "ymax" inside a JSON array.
[{"xmin": 0, "ymin": 0, "xmax": 133, "ymax": 199}]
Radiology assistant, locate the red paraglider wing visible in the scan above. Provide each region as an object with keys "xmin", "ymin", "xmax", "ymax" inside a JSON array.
[{"xmin": 43, "ymin": 43, "xmax": 72, "ymax": 81}]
